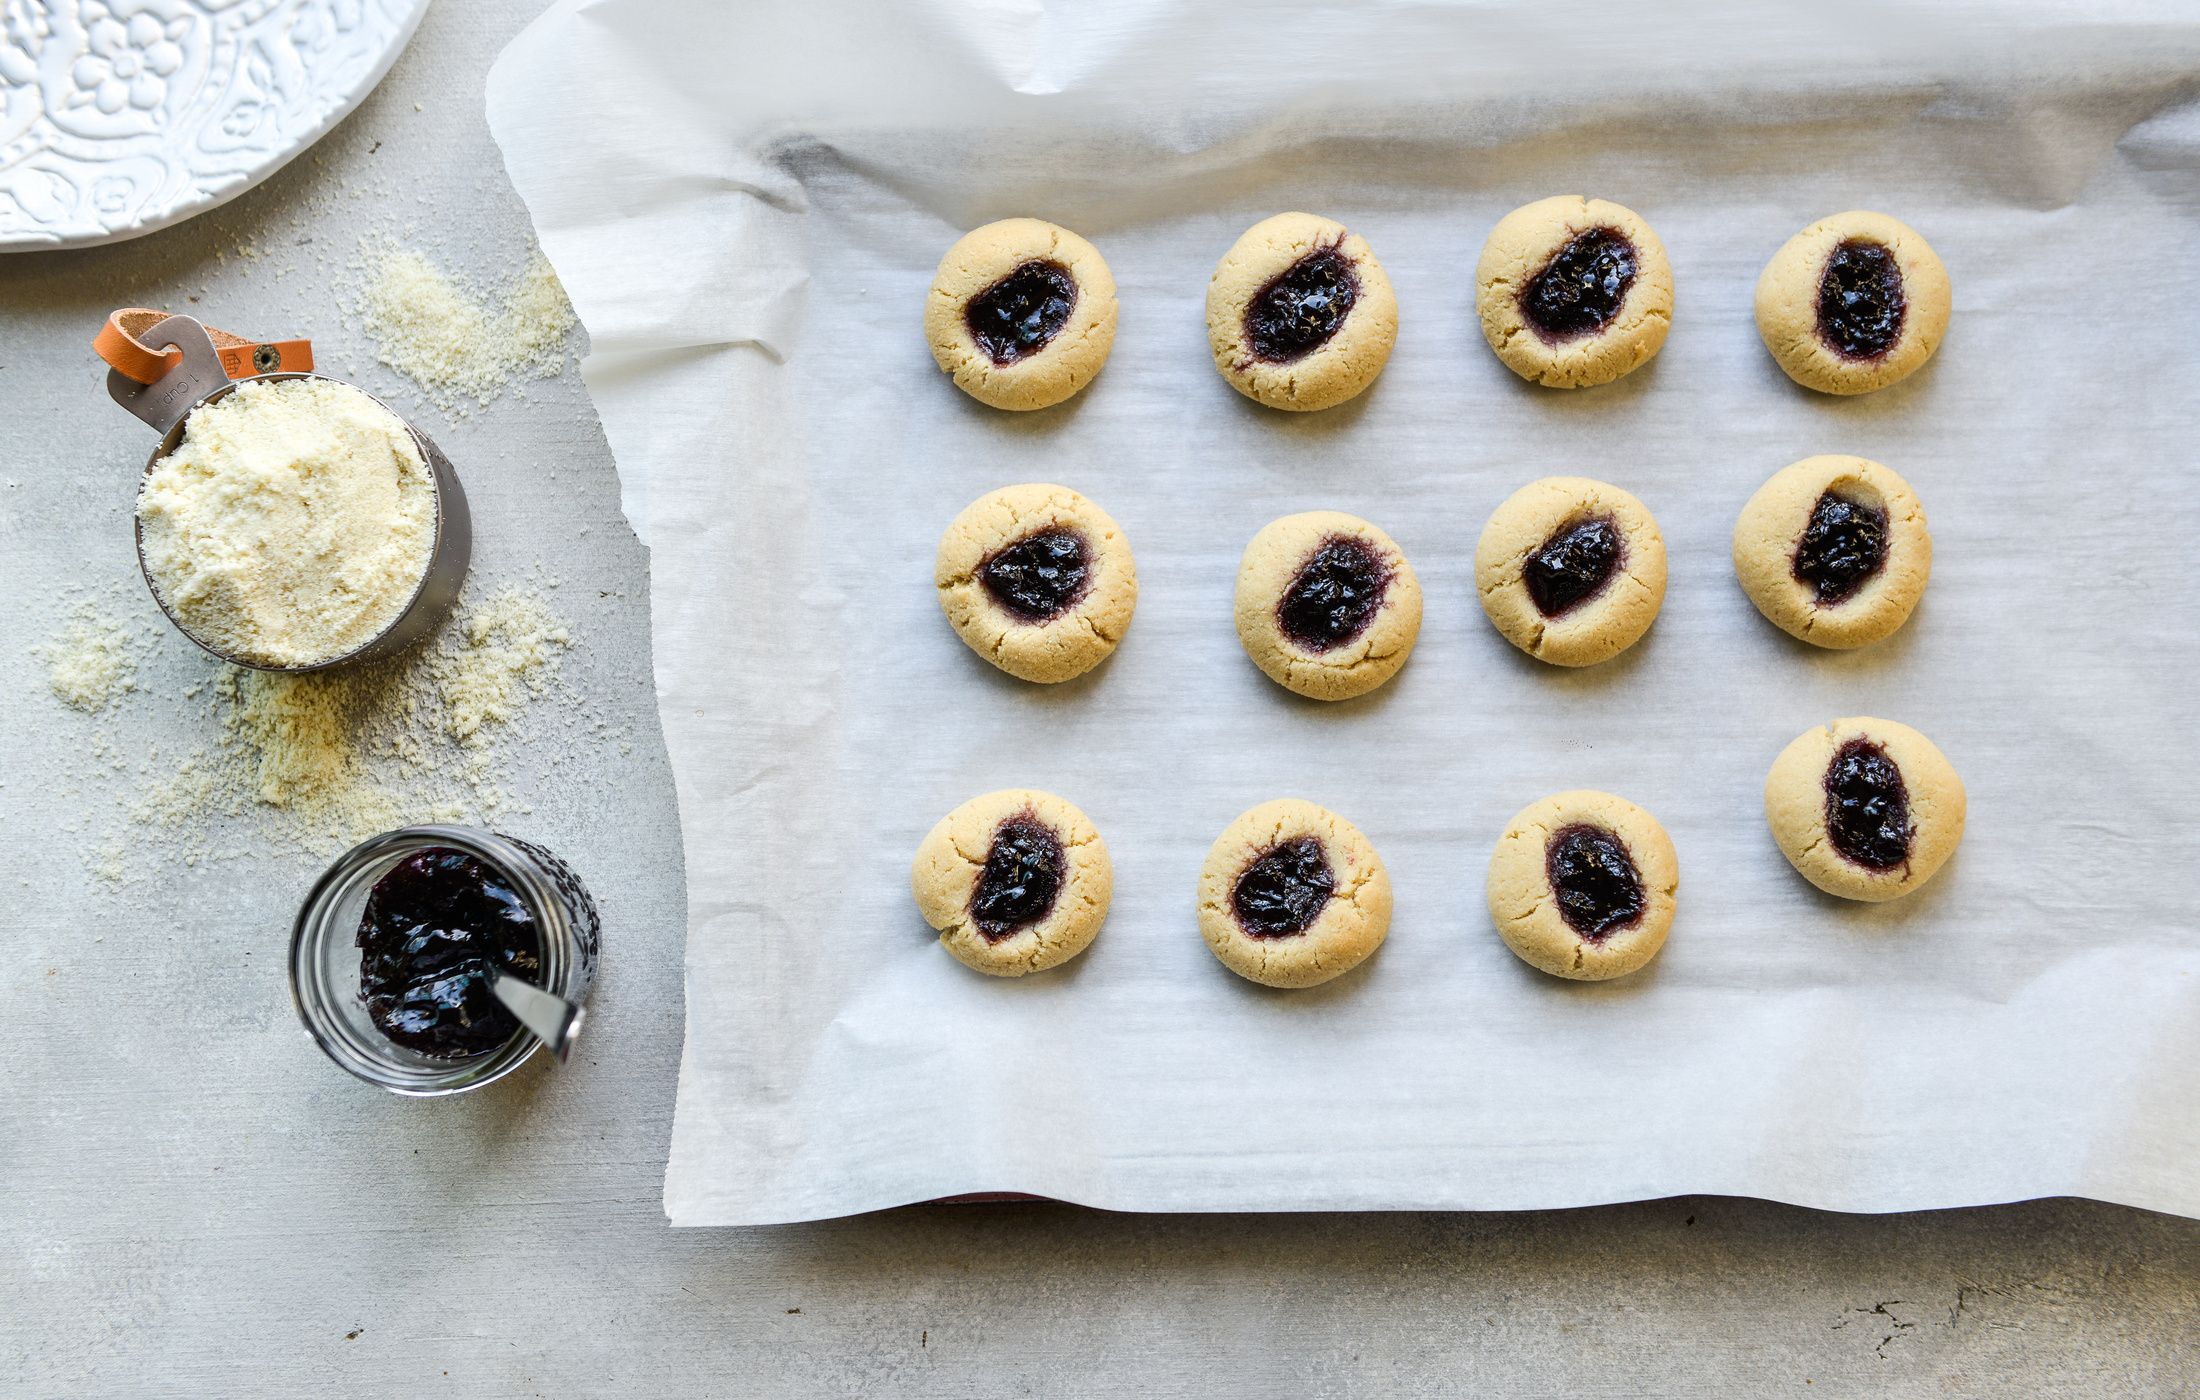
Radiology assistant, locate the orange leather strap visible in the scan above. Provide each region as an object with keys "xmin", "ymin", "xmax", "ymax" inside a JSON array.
[{"xmin": 94, "ymin": 308, "xmax": 314, "ymax": 385}]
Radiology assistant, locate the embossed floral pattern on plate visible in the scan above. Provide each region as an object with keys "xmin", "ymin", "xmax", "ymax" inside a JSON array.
[{"xmin": 0, "ymin": 0, "xmax": 431, "ymax": 249}]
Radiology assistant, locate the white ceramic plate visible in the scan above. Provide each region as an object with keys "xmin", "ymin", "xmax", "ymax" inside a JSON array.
[{"xmin": 0, "ymin": 0, "xmax": 431, "ymax": 251}]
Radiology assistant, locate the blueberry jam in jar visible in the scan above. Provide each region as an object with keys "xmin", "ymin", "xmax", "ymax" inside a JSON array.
[
  {"xmin": 293, "ymin": 825, "xmax": 600, "ymax": 1095},
  {"xmin": 357, "ymin": 847, "xmax": 542, "ymax": 1058}
]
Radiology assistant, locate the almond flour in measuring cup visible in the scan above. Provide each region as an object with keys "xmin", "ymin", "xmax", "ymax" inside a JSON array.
[{"xmin": 135, "ymin": 378, "xmax": 434, "ymax": 669}]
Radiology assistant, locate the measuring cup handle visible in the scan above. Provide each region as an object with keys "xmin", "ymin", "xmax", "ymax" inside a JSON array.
[
  {"xmin": 105, "ymin": 316, "xmax": 228, "ymax": 435},
  {"xmin": 97, "ymin": 309, "xmax": 315, "ymax": 435}
]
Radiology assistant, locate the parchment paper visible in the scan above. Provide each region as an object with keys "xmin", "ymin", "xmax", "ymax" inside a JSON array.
[{"xmin": 485, "ymin": 0, "xmax": 2200, "ymax": 1225}]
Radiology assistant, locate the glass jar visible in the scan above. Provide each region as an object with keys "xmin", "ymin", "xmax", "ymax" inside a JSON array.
[{"xmin": 290, "ymin": 824, "xmax": 600, "ymax": 1096}]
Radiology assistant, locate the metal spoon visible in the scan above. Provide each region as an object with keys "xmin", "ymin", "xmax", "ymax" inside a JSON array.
[{"xmin": 487, "ymin": 967, "xmax": 586, "ymax": 1064}]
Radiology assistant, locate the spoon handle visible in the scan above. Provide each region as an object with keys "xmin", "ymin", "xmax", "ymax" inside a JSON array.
[{"xmin": 488, "ymin": 968, "xmax": 586, "ymax": 1064}]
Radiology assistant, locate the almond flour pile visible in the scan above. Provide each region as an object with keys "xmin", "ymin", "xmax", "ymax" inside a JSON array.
[{"xmin": 135, "ymin": 377, "xmax": 435, "ymax": 668}]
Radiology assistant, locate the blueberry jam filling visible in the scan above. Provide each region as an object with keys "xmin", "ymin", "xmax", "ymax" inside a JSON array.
[
  {"xmin": 979, "ymin": 529, "xmax": 1091, "ymax": 623},
  {"xmin": 1244, "ymin": 245, "xmax": 1360, "ymax": 363},
  {"xmin": 1522, "ymin": 227, "xmax": 1638, "ymax": 339},
  {"xmin": 1825, "ymin": 738, "xmax": 1911, "ymax": 870},
  {"xmin": 1792, "ymin": 492, "xmax": 1889, "ymax": 605},
  {"xmin": 969, "ymin": 816, "xmax": 1065, "ymax": 940},
  {"xmin": 1815, "ymin": 240, "xmax": 1905, "ymax": 360},
  {"xmin": 1545, "ymin": 825, "xmax": 1646, "ymax": 940},
  {"xmin": 1231, "ymin": 837, "xmax": 1336, "ymax": 939},
  {"xmin": 1277, "ymin": 536, "xmax": 1390, "ymax": 653},
  {"xmin": 357, "ymin": 847, "xmax": 542, "ymax": 1058},
  {"xmin": 1523, "ymin": 515, "xmax": 1624, "ymax": 618},
  {"xmin": 965, "ymin": 260, "xmax": 1078, "ymax": 366}
]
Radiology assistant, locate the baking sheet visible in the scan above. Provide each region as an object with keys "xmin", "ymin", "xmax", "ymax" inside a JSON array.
[{"xmin": 485, "ymin": 0, "xmax": 2200, "ymax": 1225}]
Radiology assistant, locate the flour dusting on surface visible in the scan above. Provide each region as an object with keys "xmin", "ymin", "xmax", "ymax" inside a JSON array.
[
  {"xmin": 351, "ymin": 237, "xmax": 577, "ymax": 412},
  {"xmin": 40, "ymin": 607, "xmax": 145, "ymax": 711},
  {"xmin": 42, "ymin": 583, "xmax": 594, "ymax": 878}
]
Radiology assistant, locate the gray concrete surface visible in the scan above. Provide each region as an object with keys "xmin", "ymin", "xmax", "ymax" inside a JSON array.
[{"xmin": 2, "ymin": 3, "xmax": 2193, "ymax": 1395}]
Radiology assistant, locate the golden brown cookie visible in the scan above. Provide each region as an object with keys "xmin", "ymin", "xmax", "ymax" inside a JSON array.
[
  {"xmin": 925, "ymin": 218, "xmax": 1118, "ymax": 411},
  {"xmin": 1475, "ymin": 196, "xmax": 1673, "ymax": 389},
  {"xmin": 1485, "ymin": 790, "xmax": 1678, "ymax": 981},
  {"xmin": 1733, "ymin": 455, "xmax": 1932, "ymax": 650},
  {"xmin": 935, "ymin": 483, "xmax": 1137, "ymax": 684},
  {"xmin": 1196, "ymin": 799, "xmax": 1392, "ymax": 989},
  {"xmin": 912, "ymin": 789, "xmax": 1112, "ymax": 976},
  {"xmin": 1764, "ymin": 717, "xmax": 1966, "ymax": 902},
  {"xmin": 1754, "ymin": 211, "xmax": 1950, "ymax": 396},
  {"xmin": 1234, "ymin": 511, "xmax": 1422, "ymax": 701},
  {"xmin": 1475, "ymin": 476, "xmax": 1667, "ymax": 668},
  {"xmin": 1205, "ymin": 212, "xmax": 1398, "ymax": 412}
]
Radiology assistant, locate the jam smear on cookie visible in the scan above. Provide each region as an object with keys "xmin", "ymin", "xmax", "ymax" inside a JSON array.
[
  {"xmin": 979, "ymin": 529, "xmax": 1091, "ymax": 622},
  {"xmin": 1815, "ymin": 240, "xmax": 1906, "ymax": 360},
  {"xmin": 1522, "ymin": 227, "xmax": 1638, "ymax": 339},
  {"xmin": 1545, "ymin": 824, "xmax": 1646, "ymax": 940},
  {"xmin": 1824, "ymin": 738, "xmax": 1912, "ymax": 870},
  {"xmin": 1792, "ymin": 492, "xmax": 1889, "ymax": 605},
  {"xmin": 1523, "ymin": 515, "xmax": 1624, "ymax": 617},
  {"xmin": 357, "ymin": 847, "xmax": 541, "ymax": 1058},
  {"xmin": 966, "ymin": 260, "xmax": 1079, "ymax": 366},
  {"xmin": 1232, "ymin": 837, "xmax": 1336, "ymax": 938},
  {"xmin": 970, "ymin": 816, "xmax": 1066, "ymax": 939},
  {"xmin": 1245, "ymin": 244, "xmax": 1360, "ymax": 363},
  {"xmin": 1277, "ymin": 536, "xmax": 1391, "ymax": 652}
]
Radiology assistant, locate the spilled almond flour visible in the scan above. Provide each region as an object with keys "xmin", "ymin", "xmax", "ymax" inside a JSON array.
[
  {"xmin": 349, "ymin": 236, "xmax": 578, "ymax": 413},
  {"xmin": 40, "ymin": 606, "xmax": 147, "ymax": 711},
  {"xmin": 43, "ymin": 582, "xmax": 592, "ymax": 882}
]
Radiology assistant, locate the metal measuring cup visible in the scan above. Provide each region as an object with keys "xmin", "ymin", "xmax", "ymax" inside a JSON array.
[{"xmin": 102, "ymin": 311, "xmax": 471, "ymax": 673}]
